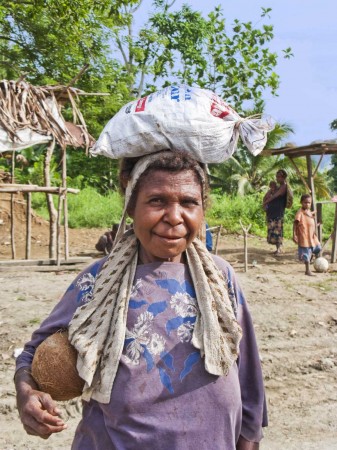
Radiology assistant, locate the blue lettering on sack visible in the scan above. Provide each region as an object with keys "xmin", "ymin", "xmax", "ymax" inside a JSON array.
[
  {"xmin": 125, "ymin": 104, "xmax": 132, "ymax": 114},
  {"xmin": 171, "ymin": 85, "xmax": 180, "ymax": 102},
  {"xmin": 185, "ymin": 88, "xmax": 192, "ymax": 101}
]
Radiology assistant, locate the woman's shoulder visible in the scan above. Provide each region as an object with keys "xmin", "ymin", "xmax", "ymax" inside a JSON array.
[
  {"xmin": 210, "ymin": 254, "xmax": 236, "ymax": 278},
  {"xmin": 74, "ymin": 256, "xmax": 108, "ymax": 282}
]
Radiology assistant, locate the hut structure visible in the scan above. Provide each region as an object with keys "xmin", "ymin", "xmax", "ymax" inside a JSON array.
[
  {"xmin": 0, "ymin": 78, "xmax": 96, "ymax": 265},
  {"xmin": 262, "ymin": 142, "xmax": 337, "ymax": 262}
]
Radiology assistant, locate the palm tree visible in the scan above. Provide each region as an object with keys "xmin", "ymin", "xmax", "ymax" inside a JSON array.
[
  {"xmin": 209, "ymin": 121, "xmax": 332, "ymax": 199},
  {"xmin": 209, "ymin": 122, "xmax": 294, "ymax": 194}
]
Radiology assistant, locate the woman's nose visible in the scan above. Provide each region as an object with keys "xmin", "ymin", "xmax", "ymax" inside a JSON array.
[{"xmin": 164, "ymin": 203, "xmax": 183, "ymax": 225}]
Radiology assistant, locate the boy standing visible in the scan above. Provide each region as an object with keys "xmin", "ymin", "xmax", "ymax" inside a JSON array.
[{"xmin": 293, "ymin": 194, "xmax": 321, "ymax": 276}]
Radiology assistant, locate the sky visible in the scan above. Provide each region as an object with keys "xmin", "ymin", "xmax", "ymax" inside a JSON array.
[{"xmin": 136, "ymin": 0, "xmax": 337, "ymax": 148}]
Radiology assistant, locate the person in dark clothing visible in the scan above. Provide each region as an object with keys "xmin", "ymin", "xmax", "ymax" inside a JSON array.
[
  {"xmin": 95, "ymin": 223, "xmax": 119, "ymax": 254},
  {"xmin": 263, "ymin": 169, "xmax": 288, "ymax": 255}
]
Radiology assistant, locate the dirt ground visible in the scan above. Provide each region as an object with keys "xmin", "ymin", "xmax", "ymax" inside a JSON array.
[{"xmin": 0, "ymin": 215, "xmax": 337, "ymax": 449}]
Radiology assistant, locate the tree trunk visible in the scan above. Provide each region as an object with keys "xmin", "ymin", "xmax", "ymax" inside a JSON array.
[{"xmin": 44, "ymin": 140, "xmax": 57, "ymax": 259}]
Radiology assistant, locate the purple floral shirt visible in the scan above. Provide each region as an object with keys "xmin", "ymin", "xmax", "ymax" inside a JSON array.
[{"xmin": 17, "ymin": 255, "xmax": 267, "ymax": 450}]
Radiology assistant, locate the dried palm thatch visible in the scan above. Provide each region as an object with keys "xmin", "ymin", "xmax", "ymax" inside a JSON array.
[{"xmin": 0, "ymin": 80, "xmax": 93, "ymax": 150}]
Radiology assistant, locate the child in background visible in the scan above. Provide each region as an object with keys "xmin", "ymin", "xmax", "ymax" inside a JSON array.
[
  {"xmin": 293, "ymin": 194, "xmax": 321, "ymax": 276},
  {"xmin": 263, "ymin": 180, "xmax": 278, "ymax": 211}
]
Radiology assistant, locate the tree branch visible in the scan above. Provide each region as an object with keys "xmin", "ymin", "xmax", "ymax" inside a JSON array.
[{"xmin": 116, "ymin": 36, "xmax": 129, "ymax": 68}]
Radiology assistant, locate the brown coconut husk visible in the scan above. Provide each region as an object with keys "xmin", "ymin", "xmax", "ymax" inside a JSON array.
[{"xmin": 31, "ymin": 330, "xmax": 85, "ymax": 401}]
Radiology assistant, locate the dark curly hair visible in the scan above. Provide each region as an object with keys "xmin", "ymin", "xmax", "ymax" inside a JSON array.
[{"xmin": 119, "ymin": 150, "xmax": 209, "ymax": 214}]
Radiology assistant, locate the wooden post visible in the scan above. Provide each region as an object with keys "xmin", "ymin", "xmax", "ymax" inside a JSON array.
[
  {"xmin": 240, "ymin": 220, "xmax": 252, "ymax": 272},
  {"xmin": 44, "ymin": 140, "xmax": 57, "ymax": 259},
  {"xmin": 25, "ymin": 192, "xmax": 31, "ymax": 259},
  {"xmin": 214, "ymin": 225, "xmax": 222, "ymax": 255},
  {"xmin": 306, "ymin": 155, "xmax": 318, "ymax": 236},
  {"xmin": 10, "ymin": 152, "xmax": 16, "ymax": 259},
  {"xmin": 316, "ymin": 202, "xmax": 323, "ymax": 246},
  {"xmin": 56, "ymin": 192, "xmax": 63, "ymax": 266},
  {"xmin": 306, "ymin": 155, "xmax": 316, "ymax": 210},
  {"xmin": 62, "ymin": 147, "xmax": 69, "ymax": 260},
  {"xmin": 331, "ymin": 203, "xmax": 337, "ymax": 263}
]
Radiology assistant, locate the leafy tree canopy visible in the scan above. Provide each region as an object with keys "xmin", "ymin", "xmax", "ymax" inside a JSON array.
[{"xmin": 0, "ymin": 0, "xmax": 294, "ymax": 192}]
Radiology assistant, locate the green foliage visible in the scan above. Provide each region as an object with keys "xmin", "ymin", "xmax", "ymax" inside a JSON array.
[
  {"xmin": 31, "ymin": 187, "xmax": 124, "ymax": 228},
  {"xmin": 66, "ymin": 187, "xmax": 123, "ymax": 228},
  {"xmin": 206, "ymin": 193, "xmax": 335, "ymax": 241},
  {"xmin": 143, "ymin": 5, "xmax": 292, "ymax": 111},
  {"xmin": 30, "ymin": 187, "xmax": 335, "ymax": 243},
  {"xmin": 63, "ymin": 151, "xmax": 120, "ymax": 194},
  {"xmin": 0, "ymin": 1, "xmax": 294, "ymax": 193},
  {"xmin": 209, "ymin": 122, "xmax": 295, "ymax": 194}
]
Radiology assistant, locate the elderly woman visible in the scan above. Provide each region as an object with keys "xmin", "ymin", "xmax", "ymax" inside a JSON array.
[{"xmin": 15, "ymin": 151, "xmax": 267, "ymax": 450}]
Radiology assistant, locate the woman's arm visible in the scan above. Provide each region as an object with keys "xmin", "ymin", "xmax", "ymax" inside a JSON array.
[
  {"xmin": 14, "ymin": 258, "xmax": 106, "ymax": 438},
  {"xmin": 15, "ymin": 367, "xmax": 67, "ymax": 439},
  {"xmin": 236, "ymin": 435, "xmax": 259, "ymax": 450},
  {"xmin": 263, "ymin": 183, "xmax": 287, "ymax": 205}
]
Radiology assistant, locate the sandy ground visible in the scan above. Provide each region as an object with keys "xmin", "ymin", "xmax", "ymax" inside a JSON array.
[{"xmin": 0, "ymin": 220, "xmax": 337, "ymax": 449}]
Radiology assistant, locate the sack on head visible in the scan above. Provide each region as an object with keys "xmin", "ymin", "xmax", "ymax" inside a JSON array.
[{"xmin": 90, "ymin": 85, "xmax": 274, "ymax": 164}]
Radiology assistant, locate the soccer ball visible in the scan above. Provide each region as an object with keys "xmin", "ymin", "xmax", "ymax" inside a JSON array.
[{"xmin": 313, "ymin": 257, "xmax": 329, "ymax": 273}]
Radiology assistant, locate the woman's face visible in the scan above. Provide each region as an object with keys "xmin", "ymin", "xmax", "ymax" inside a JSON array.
[
  {"xmin": 129, "ymin": 169, "xmax": 204, "ymax": 263},
  {"xmin": 276, "ymin": 172, "xmax": 285, "ymax": 184}
]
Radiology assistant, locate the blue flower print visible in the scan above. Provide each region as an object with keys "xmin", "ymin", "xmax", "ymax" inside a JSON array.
[{"xmin": 76, "ymin": 272, "xmax": 96, "ymax": 304}]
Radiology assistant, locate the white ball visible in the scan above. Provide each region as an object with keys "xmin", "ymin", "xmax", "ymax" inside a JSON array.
[{"xmin": 313, "ymin": 257, "xmax": 329, "ymax": 273}]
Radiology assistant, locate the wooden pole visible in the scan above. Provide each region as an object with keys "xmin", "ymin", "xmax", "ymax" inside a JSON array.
[
  {"xmin": 10, "ymin": 152, "xmax": 16, "ymax": 259},
  {"xmin": 62, "ymin": 147, "xmax": 69, "ymax": 261},
  {"xmin": 306, "ymin": 155, "xmax": 316, "ymax": 209},
  {"xmin": 331, "ymin": 203, "xmax": 337, "ymax": 263},
  {"xmin": 44, "ymin": 140, "xmax": 57, "ymax": 259},
  {"xmin": 288, "ymin": 157, "xmax": 311, "ymax": 192},
  {"xmin": 214, "ymin": 225, "xmax": 222, "ymax": 255},
  {"xmin": 316, "ymin": 202, "xmax": 323, "ymax": 250},
  {"xmin": 0, "ymin": 186, "xmax": 79, "ymax": 194},
  {"xmin": 240, "ymin": 220, "xmax": 252, "ymax": 272},
  {"xmin": 56, "ymin": 192, "xmax": 63, "ymax": 266},
  {"xmin": 25, "ymin": 191, "xmax": 31, "ymax": 259},
  {"xmin": 306, "ymin": 154, "xmax": 319, "ymax": 237},
  {"xmin": 312, "ymin": 152, "xmax": 325, "ymax": 178}
]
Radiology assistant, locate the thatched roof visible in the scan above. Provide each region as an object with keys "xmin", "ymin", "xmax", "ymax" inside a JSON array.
[{"xmin": 0, "ymin": 80, "xmax": 94, "ymax": 152}]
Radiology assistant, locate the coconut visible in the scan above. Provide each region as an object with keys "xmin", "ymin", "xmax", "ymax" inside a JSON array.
[{"xmin": 31, "ymin": 330, "xmax": 84, "ymax": 401}]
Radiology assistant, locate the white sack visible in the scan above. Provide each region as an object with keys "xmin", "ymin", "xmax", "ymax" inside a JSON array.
[
  {"xmin": 90, "ymin": 85, "xmax": 274, "ymax": 163},
  {"xmin": 0, "ymin": 128, "xmax": 52, "ymax": 152}
]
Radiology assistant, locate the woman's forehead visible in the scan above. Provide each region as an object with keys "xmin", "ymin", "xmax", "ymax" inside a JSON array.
[{"xmin": 138, "ymin": 169, "xmax": 202, "ymax": 194}]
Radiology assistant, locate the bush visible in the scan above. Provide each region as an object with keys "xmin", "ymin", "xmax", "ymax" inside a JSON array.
[{"xmin": 31, "ymin": 187, "xmax": 123, "ymax": 228}]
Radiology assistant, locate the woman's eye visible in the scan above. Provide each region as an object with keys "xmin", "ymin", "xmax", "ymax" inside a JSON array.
[
  {"xmin": 182, "ymin": 199, "xmax": 199, "ymax": 206},
  {"xmin": 149, "ymin": 198, "xmax": 164, "ymax": 205}
]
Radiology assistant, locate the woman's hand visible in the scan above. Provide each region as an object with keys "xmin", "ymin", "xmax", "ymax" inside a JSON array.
[
  {"xmin": 236, "ymin": 435, "xmax": 259, "ymax": 450},
  {"xmin": 15, "ymin": 367, "xmax": 67, "ymax": 439}
]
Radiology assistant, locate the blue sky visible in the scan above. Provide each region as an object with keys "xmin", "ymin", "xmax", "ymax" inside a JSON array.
[{"xmin": 136, "ymin": 0, "xmax": 337, "ymax": 147}]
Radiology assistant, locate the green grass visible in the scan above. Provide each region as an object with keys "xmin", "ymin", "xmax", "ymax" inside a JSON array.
[{"xmin": 31, "ymin": 187, "xmax": 124, "ymax": 228}]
